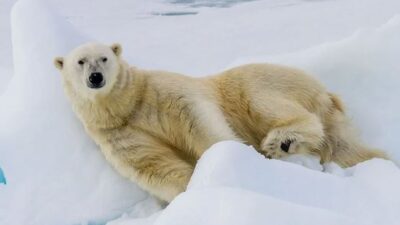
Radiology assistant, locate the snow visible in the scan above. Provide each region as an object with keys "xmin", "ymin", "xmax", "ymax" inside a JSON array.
[
  {"xmin": 1, "ymin": 0, "xmax": 400, "ymax": 225},
  {"xmin": 156, "ymin": 188, "xmax": 357, "ymax": 225},
  {"xmin": 0, "ymin": 0, "xmax": 14, "ymax": 93},
  {"xmin": 187, "ymin": 142, "xmax": 400, "ymax": 225}
]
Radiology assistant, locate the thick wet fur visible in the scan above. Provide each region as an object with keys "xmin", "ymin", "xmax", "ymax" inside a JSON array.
[{"xmin": 54, "ymin": 43, "xmax": 387, "ymax": 202}]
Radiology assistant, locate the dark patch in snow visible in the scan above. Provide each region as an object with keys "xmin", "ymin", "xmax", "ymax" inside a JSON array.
[
  {"xmin": 151, "ymin": 11, "xmax": 198, "ymax": 16},
  {"xmin": 166, "ymin": 0, "xmax": 258, "ymax": 8}
]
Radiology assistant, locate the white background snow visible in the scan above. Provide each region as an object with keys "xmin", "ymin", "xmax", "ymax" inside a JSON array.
[{"xmin": 0, "ymin": 0, "xmax": 400, "ymax": 225}]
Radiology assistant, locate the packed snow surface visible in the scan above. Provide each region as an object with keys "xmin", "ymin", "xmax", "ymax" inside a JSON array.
[{"xmin": 0, "ymin": 0, "xmax": 399, "ymax": 225}]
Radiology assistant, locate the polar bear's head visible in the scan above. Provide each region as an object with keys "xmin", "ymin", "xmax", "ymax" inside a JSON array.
[{"xmin": 54, "ymin": 43, "xmax": 122, "ymax": 99}]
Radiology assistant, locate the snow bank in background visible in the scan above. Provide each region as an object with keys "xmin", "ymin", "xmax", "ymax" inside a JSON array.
[
  {"xmin": 0, "ymin": 1, "xmax": 156, "ymax": 224},
  {"xmin": 16, "ymin": 0, "xmax": 396, "ymax": 77},
  {"xmin": 109, "ymin": 141, "xmax": 400, "ymax": 225}
]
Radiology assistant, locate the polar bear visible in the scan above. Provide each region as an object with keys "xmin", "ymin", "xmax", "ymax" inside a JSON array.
[{"xmin": 54, "ymin": 42, "xmax": 387, "ymax": 202}]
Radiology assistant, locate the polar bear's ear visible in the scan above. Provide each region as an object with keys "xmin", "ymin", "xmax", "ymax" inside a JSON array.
[
  {"xmin": 54, "ymin": 57, "xmax": 64, "ymax": 70},
  {"xmin": 111, "ymin": 43, "xmax": 122, "ymax": 57}
]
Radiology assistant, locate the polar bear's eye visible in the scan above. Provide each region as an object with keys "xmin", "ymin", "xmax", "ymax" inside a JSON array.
[
  {"xmin": 78, "ymin": 60, "xmax": 84, "ymax": 65},
  {"xmin": 101, "ymin": 57, "xmax": 108, "ymax": 63}
]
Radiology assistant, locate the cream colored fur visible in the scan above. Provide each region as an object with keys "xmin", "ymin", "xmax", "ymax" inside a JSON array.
[{"xmin": 54, "ymin": 43, "xmax": 387, "ymax": 202}]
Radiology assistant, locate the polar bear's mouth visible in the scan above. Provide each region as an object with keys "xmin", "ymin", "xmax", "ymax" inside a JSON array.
[
  {"xmin": 87, "ymin": 72, "xmax": 106, "ymax": 89},
  {"xmin": 88, "ymin": 81, "xmax": 105, "ymax": 89}
]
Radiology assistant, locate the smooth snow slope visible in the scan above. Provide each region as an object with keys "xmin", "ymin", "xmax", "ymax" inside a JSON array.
[
  {"xmin": 0, "ymin": 0, "xmax": 14, "ymax": 93},
  {"xmin": 0, "ymin": 1, "xmax": 157, "ymax": 225},
  {"xmin": 1, "ymin": 0, "xmax": 400, "ymax": 225}
]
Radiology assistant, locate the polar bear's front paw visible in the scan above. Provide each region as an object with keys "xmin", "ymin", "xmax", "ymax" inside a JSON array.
[{"xmin": 260, "ymin": 130, "xmax": 305, "ymax": 159}]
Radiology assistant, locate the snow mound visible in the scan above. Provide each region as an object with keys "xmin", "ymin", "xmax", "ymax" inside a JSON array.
[
  {"xmin": 189, "ymin": 142, "xmax": 400, "ymax": 225},
  {"xmin": 110, "ymin": 141, "xmax": 400, "ymax": 225},
  {"xmin": 157, "ymin": 188, "xmax": 357, "ymax": 225},
  {"xmin": 0, "ymin": 1, "xmax": 156, "ymax": 224}
]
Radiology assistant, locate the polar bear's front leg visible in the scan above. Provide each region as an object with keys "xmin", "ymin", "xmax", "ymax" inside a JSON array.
[
  {"xmin": 109, "ymin": 133, "xmax": 195, "ymax": 203},
  {"xmin": 129, "ymin": 145, "xmax": 194, "ymax": 203}
]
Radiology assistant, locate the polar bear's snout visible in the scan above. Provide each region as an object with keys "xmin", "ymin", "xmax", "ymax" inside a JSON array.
[{"xmin": 88, "ymin": 72, "xmax": 105, "ymax": 89}]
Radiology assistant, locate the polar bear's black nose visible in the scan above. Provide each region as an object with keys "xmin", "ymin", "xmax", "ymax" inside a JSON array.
[{"xmin": 88, "ymin": 72, "xmax": 104, "ymax": 88}]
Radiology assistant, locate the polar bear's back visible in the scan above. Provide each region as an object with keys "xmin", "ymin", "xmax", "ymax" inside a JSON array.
[{"xmin": 213, "ymin": 63, "xmax": 332, "ymax": 114}]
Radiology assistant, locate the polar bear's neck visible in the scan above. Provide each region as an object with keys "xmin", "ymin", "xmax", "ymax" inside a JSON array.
[{"xmin": 70, "ymin": 62, "xmax": 146, "ymax": 130}]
